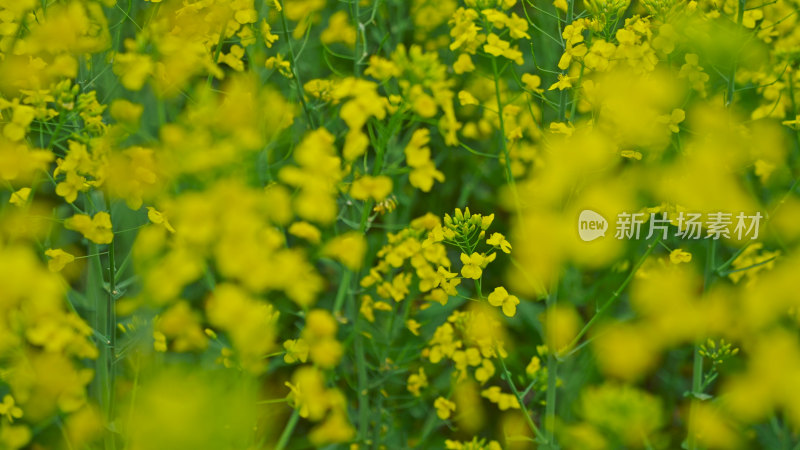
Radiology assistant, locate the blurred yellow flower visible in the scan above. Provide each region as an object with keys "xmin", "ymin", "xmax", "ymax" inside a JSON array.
[
  {"xmin": 146, "ymin": 207, "xmax": 176, "ymax": 233},
  {"xmin": 283, "ymin": 339, "xmax": 310, "ymax": 364},
  {"xmin": 44, "ymin": 248, "xmax": 76, "ymax": 272},
  {"xmin": 549, "ymin": 74, "xmax": 573, "ymax": 91},
  {"xmin": 486, "ymin": 232, "xmax": 511, "ymax": 253},
  {"xmin": 350, "ymin": 175, "xmax": 393, "ymax": 202},
  {"xmin": 434, "ymin": 397, "xmax": 456, "ymax": 420},
  {"xmin": 323, "ymin": 232, "xmax": 367, "ymax": 270},
  {"xmin": 460, "ymin": 252, "xmax": 495, "ymax": 279},
  {"xmin": 0, "ymin": 395, "xmax": 23, "ymax": 423},
  {"xmin": 526, "ymin": 356, "xmax": 541, "ymax": 377},
  {"xmin": 8, "ymin": 187, "xmax": 30, "ymax": 206},
  {"xmin": 669, "ymin": 248, "xmax": 692, "ymax": 264},
  {"xmin": 288, "ymin": 221, "xmax": 322, "ymax": 244},
  {"xmin": 64, "ymin": 212, "xmax": 113, "ymax": 244},
  {"xmin": 487, "ymin": 286, "xmax": 520, "ymax": 317}
]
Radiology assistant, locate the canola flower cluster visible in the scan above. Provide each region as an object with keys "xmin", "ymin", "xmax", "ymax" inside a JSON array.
[{"xmin": 0, "ymin": 0, "xmax": 800, "ymax": 448}]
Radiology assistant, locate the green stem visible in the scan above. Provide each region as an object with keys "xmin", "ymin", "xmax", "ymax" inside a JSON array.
[
  {"xmin": 417, "ymin": 407, "xmax": 440, "ymax": 446},
  {"xmin": 112, "ymin": 0, "xmax": 133, "ymax": 52},
  {"xmin": 89, "ymin": 241, "xmax": 114, "ymax": 450},
  {"xmin": 489, "ymin": 55, "xmax": 525, "ymax": 223},
  {"xmin": 257, "ymin": 398, "xmax": 288, "ymax": 405},
  {"xmin": 351, "ymin": 0, "xmax": 362, "ymax": 77},
  {"xmin": 331, "ymin": 202, "xmax": 372, "ymax": 442},
  {"xmin": 544, "ymin": 285, "xmax": 558, "ymax": 445},
  {"xmin": 718, "ymin": 256, "xmax": 777, "ymax": 276},
  {"xmin": 688, "ymin": 240, "xmax": 717, "ymax": 449},
  {"xmin": 355, "ymin": 323, "xmax": 369, "ymax": 440},
  {"xmin": 354, "ymin": 204, "xmax": 372, "ymax": 441},
  {"xmin": 332, "ymin": 271, "xmax": 354, "ymax": 314},
  {"xmin": 106, "ymin": 208, "xmax": 117, "ymax": 393},
  {"xmin": 144, "ymin": 2, "xmax": 161, "ymax": 29},
  {"xmin": 57, "ymin": 418, "xmax": 75, "ymax": 450},
  {"xmin": 726, "ymin": 0, "xmax": 746, "ymax": 106},
  {"xmin": 332, "ymin": 201, "xmax": 372, "ymax": 314},
  {"xmin": 704, "ymin": 239, "xmax": 717, "ymax": 294},
  {"xmin": 103, "ymin": 197, "xmax": 118, "ymax": 450},
  {"xmin": 49, "ymin": 110, "xmax": 68, "ymax": 150},
  {"xmin": 372, "ymin": 392, "xmax": 384, "ymax": 447},
  {"xmin": 279, "ymin": 8, "xmax": 317, "ymax": 129},
  {"xmin": 498, "ymin": 357, "xmax": 548, "ymax": 444},
  {"xmin": 114, "ymin": 248, "xmax": 134, "ymax": 283},
  {"xmin": 568, "ymin": 63, "xmax": 585, "ymax": 121},
  {"xmin": 205, "ymin": 25, "xmax": 226, "ymax": 89},
  {"xmin": 787, "ymin": 76, "xmax": 800, "ymax": 164},
  {"xmin": 490, "ymin": 57, "xmax": 514, "ymax": 185},
  {"xmin": 557, "ymin": 0, "xmax": 574, "ymax": 122},
  {"xmin": 714, "ymin": 242, "xmax": 752, "ymax": 274},
  {"xmin": 564, "ymin": 236, "xmax": 661, "ymax": 353},
  {"xmin": 275, "ymin": 409, "xmax": 299, "ymax": 450},
  {"xmin": 123, "ymin": 353, "xmax": 140, "ymax": 450},
  {"xmin": 691, "ymin": 351, "xmax": 703, "ymax": 400}
]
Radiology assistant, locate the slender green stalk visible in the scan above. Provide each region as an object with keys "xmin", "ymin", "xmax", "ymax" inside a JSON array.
[
  {"xmin": 544, "ymin": 285, "xmax": 558, "ymax": 445},
  {"xmin": 48, "ymin": 110, "xmax": 69, "ymax": 153},
  {"xmin": 354, "ymin": 324, "xmax": 369, "ymax": 440},
  {"xmin": 417, "ymin": 402, "xmax": 441, "ymax": 445},
  {"xmin": 787, "ymin": 75, "xmax": 800, "ymax": 159},
  {"xmin": 688, "ymin": 239, "xmax": 717, "ymax": 449},
  {"xmin": 564, "ymin": 236, "xmax": 661, "ymax": 353},
  {"xmin": 498, "ymin": 357, "xmax": 548, "ymax": 444},
  {"xmin": 351, "ymin": 0, "xmax": 362, "ymax": 77},
  {"xmin": 557, "ymin": 0, "xmax": 574, "ymax": 122},
  {"xmin": 57, "ymin": 417, "xmax": 75, "ymax": 450},
  {"xmin": 568, "ymin": 63, "xmax": 585, "ymax": 121},
  {"xmin": 88, "ymin": 241, "xmax": 115, "ymax": 450},
  {"xmin": 105, "ymin": 198, "xmax": 117, "ymax": 409},
  {"xmin": 718, "ymin": 256, "xmax": 777, "ymax": 276},
  {"xmin": 714, "ymin": 242, "xmax": 752, "ymax": 274},
  {"xmin": 275, "ymin": 409, "xmax": 300, "ymax": 450},
  {"xmin": 372, "ymin": 392, "xmax": 384, "ymax": 447},
  {"xmin": 726, "ymin": 0, "xmax": 746, "ymax": 106},
  {"xmin": 691, "ymin": 350, "xmax": 703, "ymax": 398},
  {"xmin": 330, "ymin": 201, "xmax": 373, "ymax": 443},
  {"xmin": 144, "ymin": 2, "xmax": 161, "ymax": 29},
  {"xmin": 123, "ymin": 353, "xmax": 140, "ymax": 450},
  {"xmin": 332, "ymin": 270, "xmax": 354, "ymax": 314},
  {"xmin": 256, "ymin": 398, "xmax": 288, "ymax": 405},
  {"xmin": 490, "ymin": 57, "xmax": 514, "ymax": 186},
  {"xmin": 354, "ymin": 203, "xmax": 372, "ymax": 441},
  {"xmin": 78, "ymin": 192, "xmax": 119, "ymax": 450},
  {"xmin": 704, "ymin": 239, "xmax": 716, "ymax": 300},
  {"xmin": 205, "ymin": 26, "xmax": 226, "ymax": 89},
  {"xmin": 279, "ymin": 8, "xmax": 317, "ymax": 129},
  {"xmin": 489, "ymin": 55, "xmax": 525, "ymax": 224},
  {"xmin": 114, "ymin": 248, "xmax": 134, "ymax": 283},
  {"xmin": 97, "ymin": 196, "xmax": 118, "ymax": 450},
  {"xmin": 112, "ymin": 0, "xmax": 134, "ymax": 52},
  {"xmin": 332, "ymin": 201, "xmax": 372, "ymax": 314}
]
